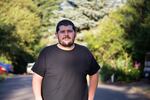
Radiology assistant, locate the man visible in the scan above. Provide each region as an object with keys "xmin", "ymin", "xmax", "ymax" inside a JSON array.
[{"xmin": 32, "ymin": 19, "xmax": 100, "ymax": 100}]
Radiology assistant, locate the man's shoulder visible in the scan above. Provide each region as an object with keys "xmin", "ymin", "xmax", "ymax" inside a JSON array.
[
  {"xmin": 40, "ymin": 44, "xmax": 57, "ymax": 53},
  {"xmin": 75, "ymin": 43, "xmax": 90, "ymax": 52},
  {"xmin": 46, "ymin": 44, "xmax": 57, "ymax": 49}
]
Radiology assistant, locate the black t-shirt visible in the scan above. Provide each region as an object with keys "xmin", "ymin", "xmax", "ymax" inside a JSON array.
[{"xmin": 32, "ymin": 43, "xmax": 100, "ymax": 100}]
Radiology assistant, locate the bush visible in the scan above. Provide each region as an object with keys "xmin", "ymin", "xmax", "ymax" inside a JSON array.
[
  {"xmin": 100, "ymin": 65, "xmax": 140, "ymax": 83},
  {"xmin": 115, "ymin": 66, "xmax": 140, "ymax": 82},
  {"xmin": 100, "ymin": 63, "xmax": 115, "ymax": 82}
]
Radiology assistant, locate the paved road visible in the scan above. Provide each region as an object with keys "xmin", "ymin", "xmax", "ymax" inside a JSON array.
[
  {"xmin": 0, "ymin": 75, "xmax": 33, "ymax": 100},
  {"xmin": 0, "ymin": 75, "xmax": 149, "ymax": 100}
]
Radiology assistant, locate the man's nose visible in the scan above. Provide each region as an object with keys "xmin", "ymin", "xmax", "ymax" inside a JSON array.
[{"xmin": 64, "ymin": 31, "xmax": 69, "ymax": 35}]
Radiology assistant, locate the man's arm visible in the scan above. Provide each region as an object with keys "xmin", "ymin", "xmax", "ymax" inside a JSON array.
[
  {"xmin": 32, "ymin": 72, "xmax": 43, "ymax": 100},
  {"xmin": 88, "ymin": 72, "xmax": 99, "ymax": 100}
]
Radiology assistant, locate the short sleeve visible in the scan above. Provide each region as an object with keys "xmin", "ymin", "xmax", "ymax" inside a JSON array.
[
  {"xmin": 31, "ymin": 48, "xmax": 47, "ymax": 77},
  {"xmin": 87, "ymin": 52, "xmax": 100, "ymax": 76}
]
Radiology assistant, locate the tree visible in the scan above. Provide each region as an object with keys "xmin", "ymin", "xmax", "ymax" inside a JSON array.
[
  {"xmin": 33, "ymin": 0, "xmax": 63, "ymax": 34},
  {"xmin": 83, "ymin": 0, "xmax": 150, "ymax": 82},
  {"xmin": 0, "ymin": 0, "xmax": 41, "ymax": 73}
]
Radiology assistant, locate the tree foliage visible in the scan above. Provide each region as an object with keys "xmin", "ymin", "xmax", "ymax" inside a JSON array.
[
  {"xmin": 83, "ymin": 0, "xmax": 150, "ymax": 82},
  {"xmin": 33, "ymin": 0, "xmax": 63, "ymax": 34},
  {"xmin": 0, "ymin": 0, "xmax": 41, "ymax": 73}
]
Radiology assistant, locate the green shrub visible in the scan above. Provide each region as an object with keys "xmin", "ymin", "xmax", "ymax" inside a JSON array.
[{"xmin": 100, "ymin": 63, "xmax": 115, "ymax": 82}]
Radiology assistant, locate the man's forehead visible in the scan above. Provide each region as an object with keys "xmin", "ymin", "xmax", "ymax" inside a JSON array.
[{"xmin": 59, "ymin": 25, "xmax": 73, "ymax": 30}]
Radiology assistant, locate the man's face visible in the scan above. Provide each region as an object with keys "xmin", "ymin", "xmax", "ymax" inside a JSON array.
[{"xmin": 56, "ymin": 25, "xmax": 76, "ymax": 47}]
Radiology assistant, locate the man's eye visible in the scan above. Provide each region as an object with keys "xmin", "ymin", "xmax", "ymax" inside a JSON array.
[
  {"xmin": 68, "ymin": 30, "xmax": 73, "ymax": 32},
  {"xmin": 60, "ymin": 31, "xmax": 65, "ymax": 33}
]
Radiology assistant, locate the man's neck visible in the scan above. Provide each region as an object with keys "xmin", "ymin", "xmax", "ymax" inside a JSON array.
[{"xmin": 57, "ymin": 43, "xmax": 75, "ymax": 51}]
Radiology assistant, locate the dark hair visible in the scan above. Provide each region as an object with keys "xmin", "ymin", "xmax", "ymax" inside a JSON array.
[{"xmin": 56, "ymin": 19, "xmax": 76, "ymax": 33}]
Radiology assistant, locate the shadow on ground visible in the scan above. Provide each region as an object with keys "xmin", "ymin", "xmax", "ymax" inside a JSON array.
[{"xmin": 95, "ymin": 82, "xmax": 150, "ymax": 100}]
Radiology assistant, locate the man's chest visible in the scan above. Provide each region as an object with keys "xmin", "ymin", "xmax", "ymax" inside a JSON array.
[{"xmin": 45, "ymin": 53, "xmax": 90, "ymax": 76}]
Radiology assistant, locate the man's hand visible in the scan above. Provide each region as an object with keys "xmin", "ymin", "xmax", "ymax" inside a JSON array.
[{"xmin": 35, "ymin": 97, "xmax": 43, "ymax": 100}]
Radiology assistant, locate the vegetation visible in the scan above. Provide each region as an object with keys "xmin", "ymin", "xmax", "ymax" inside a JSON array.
[
  {"xmin": 0, "ymin": 0, "xmax": 150, "ymax": 82},
  {"xmin": 33, "ymin": 0, "xmax": 62, "ymax": 34},
  {"xmin": 83, "ymin": 0, "xmax": 150, "ymax": 82},
  {"xmin": 0, "ymin": 0, "xmax": 41, "ymax": 73}
]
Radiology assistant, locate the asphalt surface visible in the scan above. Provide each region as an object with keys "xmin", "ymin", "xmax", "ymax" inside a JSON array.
[
  {"xmin": 0, "ymin": 75, "xmax": 149, "ymax": 100},
  {"xmin": 0, "ymin": 75, "xmax": 33, "ymax": 100}
]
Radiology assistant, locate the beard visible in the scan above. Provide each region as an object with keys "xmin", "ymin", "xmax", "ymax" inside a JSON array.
[{"xmin": 58, "ymin": 35, "xmax": 75, "ymax": 47}]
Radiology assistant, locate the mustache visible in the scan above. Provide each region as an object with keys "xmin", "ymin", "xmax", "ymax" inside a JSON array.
[{"xmin": 62, "ymin": 35, "xmax": 71, "ymax": 39}]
